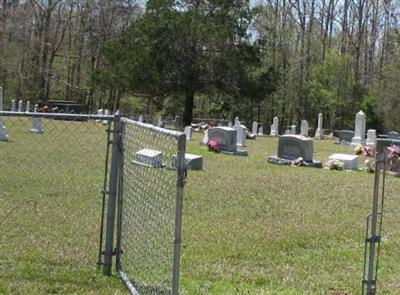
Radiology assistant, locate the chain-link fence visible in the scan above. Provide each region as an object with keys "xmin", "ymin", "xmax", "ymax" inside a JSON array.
[
  {"xmin": 115, "ymin": 118, "xmax": 186, "ymax": 295},
  {"xmin": 0, "ymin": 111, "xmax": 114, "ymax": 292}
]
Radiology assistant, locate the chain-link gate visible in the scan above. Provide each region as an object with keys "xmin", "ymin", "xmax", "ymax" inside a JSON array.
[
  {"xmin": 103, "ymin": 118, "xmax": 186, "ymax": 295},
  {"xmin": 0, "ymin": 111, "xmax": 114, "ymax": 292}
]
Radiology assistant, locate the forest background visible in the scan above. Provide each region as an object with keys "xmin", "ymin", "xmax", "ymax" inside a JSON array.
[{"xmin": 0, "ymin": 0, "xmax": 399, "ymax": 132}]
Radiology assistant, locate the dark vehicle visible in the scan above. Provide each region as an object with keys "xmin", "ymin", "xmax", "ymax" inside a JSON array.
[{"xmin": 38, "ymin": 100, "xmax": 89, "ymax": 121}]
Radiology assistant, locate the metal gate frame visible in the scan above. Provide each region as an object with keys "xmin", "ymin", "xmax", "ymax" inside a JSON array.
[
  {"xmin": 362, "ymin": 138, "xmax": 400, "ymax": 295},
  {"xmin": 102, "ymin": 116, "xmax": 186, "ymax": 295}
]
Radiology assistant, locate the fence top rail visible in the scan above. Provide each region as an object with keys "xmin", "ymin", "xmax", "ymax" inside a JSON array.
[
  {"xmin": 121, "ymin": 117, "xmax": 185, "ymax": 138},
  {"xmin": 0, "ymin": 111, "xmax": 115, "ymax": 120}
]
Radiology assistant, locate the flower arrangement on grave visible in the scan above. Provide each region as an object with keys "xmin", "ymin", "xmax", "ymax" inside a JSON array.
[
  {"xmin": 362, "ymin": 146, "xmax": 375, "ymax": 157},
  {"xmin": 386, "ymin": 144, "xmax": 400, "ymax": 175},
  {"xmin": 353, "ymin": 145, "xmax": 375, "ymax": 157},
  {"xmin": 323, "ymin": 159, "xmax": 344, "ymax": 170},
  {"xmin": 353, "ymin": 145, "xmax": 363, "ymax": 155},
  {"xmin": 206, "ymin": 139, "xmax": 221, "ymax": 153},
  {"xmin": 291, "ymin": 157, "xmax": 304, "ymax": 166},
  {"xmin": 364, "ymin": 145, "xmax": 400, "ymax": 176}
]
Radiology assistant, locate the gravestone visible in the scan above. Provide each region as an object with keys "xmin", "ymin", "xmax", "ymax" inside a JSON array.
[
  {"xmin": 134, "ymin": 148, "xmax": 163, "ymax": 168},
  {"xmin": 278, "ymin": 135, "xmax": 313, "ymax": 161},
  {"xmin": 96, "ymin": 109, "xmax": 103, "ymax": 123},
  {"xmin": 138, "ymin": 115, "xmax": 144, "ymax": 123},
  {"xmin": 174, "ymin": 115, "xmax": 182, "ymax": 130},
  {"xmin": 270, "ymin": 116, "xmax": 279, "ymax": 136},
  {"xmin": 300, "ymin": 120, "xmax": 309, "ymax": 137},
  {"xmin": 172, "ymin": 153, "xmax": 203, "ymax": 170},
  {"xmin": 18, "ymin": 100, "xmax": 23, "ymax": 112},
  {"xmin": 157, "ymin": 117, "xmax": 163, "ymax": 127},
  {"xmin": 315, "ymin": 113, "xmax": 323, "ymax": 139},
  {"xmin": 350, "ymin": 110, "xmax": 366, "ymax": 148},
  {"xmin": 366, "ymin": 129, "xmax": 377, "ymax": 147},
  {"xmin": 233, "ymin": 117, "xmax": 246, "ymax": 147},
  {"xmin": 184, "ymin": 126, "xmax": 192, "ymax": 141},
  {"xmin": 252, "ymin": 121, "xmax": 258, "ymax": 135},
  {"xmin": 228, "ymin": 121, "xmax": 233, "ymax": 128},
  {"xmin": 0, "ymin": 87, "xmax": 9, "ymax": 142},
  {"xmin": 102, "ymin": 109, "xmax": 109, "ymax": 125},
  {"xmin": 258, "ymin": 126, "xmax": 264, "ymax": 136},
  {"xmin": 218, "ymin": 122, "xmax": 223, "ymax": 127},
  {"xmin": 268, "ymin": 135, "xmax": 321, "ymax": 167},
  {"xmin": 290, "ymin": 125, "xmax": 296, "ymax": 135},
  {"xmin": 387, "ymin": 131, "xmax": 400, "ymax": 140},
  {"xmin": 26, "ymin": 100, "xmax": 30, "ymax": 112},
  {"xmin": 201, "ymin": 129, "xmax": 209, "ymax": 145},
  {"xmin": 208, "ymin": 127, "xmax": 237, "ymax": 152},
  {"xmin": 328, "ymin": 153, "xmax": 359, "ymax": 170},
  {"xmin": 338, "ymin": 130, "xmax": 354, "ymax": 144},
  {"xmin": 30, "ymin": 115, "xmax": 44, "ymax": 134},
  {"xmin": 11, "ymin": 99, "xmax": 16, "ymax": 112}
]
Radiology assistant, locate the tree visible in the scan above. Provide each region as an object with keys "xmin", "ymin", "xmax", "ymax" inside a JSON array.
[{"xmin": 99, "ymin": 0, "xmax": 270, "ymax": 126}]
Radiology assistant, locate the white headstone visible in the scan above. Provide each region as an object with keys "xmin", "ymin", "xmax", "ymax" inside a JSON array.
[
  {"xmin": 138, "ymin": 115, "xmax": 144, "ymax": 123},
  {"xmin": 0, "ymin": 87, "xmax": 9, "ymax": 141},
  {"xmin": 315, "ymin": 113, "xmax": 323, "ymax": 139},
  {"xmin": 290, "ymin": 125, "xmax": 296, "ymax": 135},
  {"xmin": 96, "ymin": 109, "xmax": 103, "ymax": 123},
  {"xmin": 202, "ymin": 129, "xmax": 209, "ymax": 144},
  {"xmin": 300, "ymin": 120, "xmax": 309, "ymax": 137},
  {"xmin": 366, "ymin": 129, "xmax": 377, "ymax": 147},
  {"xmin": 157, "ymin": 117, "xmax": 163, "ymax": 127},
  {"xmin": 26, "ymin": 100, "xmax": 30, "ymax": 112},
  {"xmin": 184, "ymin": 126, "xmax": 192, "ymax": 141},
  {"xmin": 233, "ymin": 118, "xmax": 246, "ymax": 147},
  {"xmin": 30, "ymin": 108, "xmax": 44, "ymax": 134},
  {"xmin": 134, "ymin": 148, "xmax": 163, "ymax": 168},
  {"xmin": 351, "ymin": 110, "xmax": 366, "ymax": 147},
  {"xmin": 11, "ymin": 99, "xmax": 16, "ymax": 112},
  {"xmin": 218, "ymin": 122, "xmax": 223, "ymax": 127},
  {"xmin": 18, "ymin": 100, "xmax": 23, "ymax": 112},
  {"xmin": 102, "ymin": 109, "xmax": 109, "ymax": 125},
  {"xmin": 328, "ymin": 153, "xmax": 359, "ymax": 170},
  {"xmin": 270, "ymin": 116, "xmax": 279, "ymax": 136},
  {"xmin": 258, "ymin": 126, "xmax": 264, "ymax": 136},
  {"xmin": 228, "ymin": 121, "xmax": 233, "ymax": 128},
  {"xmin": 252, "ymin": 121, "xmax": 258, "ymax": 135}
]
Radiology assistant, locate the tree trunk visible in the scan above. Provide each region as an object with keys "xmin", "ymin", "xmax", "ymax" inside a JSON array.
[{"xmin": 183, "ymin": 90, "xmax": 195, "ymax": 127}]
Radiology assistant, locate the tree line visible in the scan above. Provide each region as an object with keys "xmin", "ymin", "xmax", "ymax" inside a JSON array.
[{"xmin": 1, "ymin": 0, "xmax": 399, "ymax": 132}]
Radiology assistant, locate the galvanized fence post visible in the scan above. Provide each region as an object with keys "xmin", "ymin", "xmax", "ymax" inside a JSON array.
[
  {"xmin": 115, "ymin": 121, "xmax": 125, "ymax": 271},
  {"xmin": 103, "ymin": 112, "xmax": 121, "ymax": 276},
  {"xmin": 361, "ymin": 138, "xmax": 400, "ymax": 295},
  {"xmin": 172, "ymin": 133, "xmax": 187, "ymax": 295}
]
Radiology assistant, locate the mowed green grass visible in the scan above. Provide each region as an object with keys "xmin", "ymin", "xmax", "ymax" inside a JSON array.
[
  {"xmin": 181, "ymin": 133, "xmax": 400, "ymax": 295},
  {"xmin": 0, "ymin": 117, "xmax": 126, "ymax": 294},
  {"xmin": 1, "ymin": 119, "xmax": 400, "ymax": 294}
]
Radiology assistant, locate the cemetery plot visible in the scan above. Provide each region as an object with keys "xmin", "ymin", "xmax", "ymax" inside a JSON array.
[{"xmin": 0, "ymin": 114, "xmax": 119, "ymax": 294}]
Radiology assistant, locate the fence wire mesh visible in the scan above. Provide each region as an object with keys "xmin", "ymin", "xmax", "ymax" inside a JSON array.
[
  {"xmin": 117, "ymin": 118, "xmax": 185, "ymax": 295},
  {"xmin": 0, "ymin": 111, "xmax": 113, "ymax": 292}
]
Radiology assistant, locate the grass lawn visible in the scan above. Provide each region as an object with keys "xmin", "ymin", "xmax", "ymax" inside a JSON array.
[{"xmin": 1, "ymin": 119, "xmax": 400, "ymax": 294}]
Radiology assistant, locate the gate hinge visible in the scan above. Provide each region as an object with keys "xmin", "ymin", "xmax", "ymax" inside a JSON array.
[
  {"xmin": 365, "ymin": 235, "xmax": 381, "ymax": 243},
  {"xmin": 102, "ymin": 248, "xmax": 123, "ymax": 256}
]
